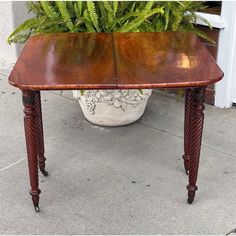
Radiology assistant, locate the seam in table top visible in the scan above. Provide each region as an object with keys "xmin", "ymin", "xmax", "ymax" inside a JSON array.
[{"xmin": 111, "ymin": 33, "xmax": 119, "ymax": 88}]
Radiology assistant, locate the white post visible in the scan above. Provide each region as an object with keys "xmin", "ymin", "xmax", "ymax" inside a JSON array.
[
  {"xmin": 0, "ymin": 2, "xmax": 29, "ymax": 66},
  {"xmin": 215, "ymin": 1, "xmax": 236, "ymax": 108},
  {"xmin": 0, "ymin": 2, "xmax": 17, "ymax": 65}
]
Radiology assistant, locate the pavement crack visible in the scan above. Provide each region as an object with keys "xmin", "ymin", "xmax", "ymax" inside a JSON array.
[
  {"xmin": 0, "ymin": 157, "xmax": 26, "ymax": 172},
  {"xmin": 138, "ymin": 122, "xmax": 183, "ymax": 139},
  {"xmin": 138, "ymin": 121, "xmax": 236, "ymax": 159}
]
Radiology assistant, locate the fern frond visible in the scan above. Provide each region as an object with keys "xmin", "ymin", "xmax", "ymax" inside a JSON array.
[
  {"xmin": 164, "ymin": 7, "xmax": 170, "ymax": 30},
  {"xmin": 97, "ymin": 2, "xmax": 108, "ymax": 31},
  {"xmin": 144, "ymin": 1, "xmax": 154, "ymax": 11},
  {"xmin": 74, "ymin": 1, "xmax": 83, "ymax": 17},
  {"xmin": 113, "ymin": 1, "xmax": 118, "ymax": 17},
  {"xmin": 116, "ymin": 1, "xmax": 130, "ymax": 18},
  {"xmin": 170, "ymin": 4, "xmax": 183, "ymax": 31},
  {"xmin": 87, "ymin": 1, "xmax": 100, "ymax": 32},
  {"xmin": 103, "ymin": 1, "xmax": 113, "ymax": 12},
  {"xmin": 185, "ymin": 26, "xmax": 215, "ymax": 43},
  {"xmin": 103, "ymin": 2, "xmax": 114, "ymax": 28},
  {"xmin": 74, "ymin": 1, "xmax": 83, "ymax": 18},
  {"xmin": 56, "ymin": 1, "xmax": 76, "ymax": 32},
  {"xmin": 27, "ymin": 2, "xmax": 44, "ymax": 16},
  {"xmin": 129, "ymin": 2, "xmax": 136, "ymax": 13},
  {"xmin": 8, "ymin": 32, "xmax": 31, "ymax": 44},
  {"xmin": 193, "ymin": 13, "xmax": 212, "ymax": 30},
  {"xmin": 83, "ymin": 10, "xmax": 96, "ymax": 32},
  {"xmin": 8, "ymin": 17, "xmax": 46, "ymax": 44},
  {"xmin": 40, "ymin": 2, "xmax": 58, "ymax": 19},
  {"xmin": 117, "ymin": 7, "xmax": 164, "ymax": 32}
]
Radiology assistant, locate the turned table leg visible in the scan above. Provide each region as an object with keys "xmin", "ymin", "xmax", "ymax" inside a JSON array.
[
  {"xmin": 34, "ymin": 91, "xmax": 48, "ymax": 176},
  {"xmin": 183, "ymin": 89, "xmax": 194, "ymax": 175},
  {"xmin": 22, "ymin": 90, "xmax": 41, "ymax": 212},
  {"xmin": 187, "ymin": 87, "xmax": 206, "ymax": 204}
]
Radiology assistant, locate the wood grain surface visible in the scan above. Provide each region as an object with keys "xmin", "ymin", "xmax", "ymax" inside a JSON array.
[{"xmin": 9, "ymin": 32, "xmax": 223, "ymax": 90}]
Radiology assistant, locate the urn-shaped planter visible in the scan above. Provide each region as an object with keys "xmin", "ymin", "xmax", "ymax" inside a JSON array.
[{"xmin": 73, "ymin": 89, "xmax": 152, "ymax": 126}]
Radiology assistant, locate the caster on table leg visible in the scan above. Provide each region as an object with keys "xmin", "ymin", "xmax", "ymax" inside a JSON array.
[
  {"xmin": 41, "ymin": 169, "xmax": 49, "ymax": 177},
  {"xmin": 34, "ymin": 204, "xmax": 40, "ymax": 212},
  {"xmin": 38, "ymin": 155, "xmax": 48, "ymax": 177},
  {"xmin": 30, "ymin": 189, "xmax": 41, "ymax": 213},
  {"xmin": 187, "ymin": 196, "xmax": 194, "ymax": 204},
  {"xmin": 186, "ymin": 185, "xmax": 197, "ymax": 204}
]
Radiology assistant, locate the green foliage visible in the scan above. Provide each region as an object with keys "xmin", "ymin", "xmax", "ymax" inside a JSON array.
[
  {"xmin": 8, "ymin": 1, "xmax": 212, "ymax": 44},
  {"xmin": 56, "ymin": 1, "xmax": 76, "ymax": 32}
]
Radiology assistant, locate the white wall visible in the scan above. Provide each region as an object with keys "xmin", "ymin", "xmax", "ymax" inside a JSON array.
[
  {"xmin": 0, "ymin": 1, "xmax": 29, "ymax": 65},
  {"xmin": 215, "ymin": 1, "xmax": 236, "ymax": 108}
]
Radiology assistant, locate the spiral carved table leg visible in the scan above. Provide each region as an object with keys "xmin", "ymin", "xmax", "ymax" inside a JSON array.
[
  {"xmin": 34, "ymin": 91, "xmax": 48, "ymax": 176},
  {"xmin": 183, "ymin": 89, "xmax": 194, "ymax": 175},
  {"xmin": 187, "ymin": 87, "xmax": 206, "ymax": 204},
  {"xmin": 22, "ymin": 90, "xmax": 41, "ymax": 212}
]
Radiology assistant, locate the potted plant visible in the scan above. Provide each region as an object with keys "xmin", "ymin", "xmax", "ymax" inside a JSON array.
[{"xmin": 8, "ymin": 1, "xmax": 211, "ymax": 126}]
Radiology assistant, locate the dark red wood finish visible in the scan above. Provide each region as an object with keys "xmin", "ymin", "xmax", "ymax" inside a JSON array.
[
  {"xmin": 9, "ymin": 33, "xmax": 117, "ymax": 90},
  {"xmin": 34, "ymin": 91, "xmax": 48, "ymax": 176},
  {"xmin": 183, "ymin": 89, "xmax": 194, "ymax": 174},
  {"xmin": 187, "ymin": 88, "xmax": 206, "ymax": 203},
  {"xmin": 22, "ymin": 90, "xmax": 41, "ymax": 212},
  {"xmin": 114, "ymin": 32, "xmax": 222, "ymax": 89},
  {"xmin": 9, "ymin": 32, "xmax": 223, "ymax": 90},
  {"xmin": 8, "ymin": 32, "xmax": 223, "ymax": 211}
]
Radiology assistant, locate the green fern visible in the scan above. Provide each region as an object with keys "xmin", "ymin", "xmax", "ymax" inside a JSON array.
[
  {"xmin": 113, "ymin": 1, "xmax": 118, "ymax": 17},
  {"xmin": 87, "ymin": 1, "xmax": 100, "ymax": 32},
  {"xmin": 144, "ymin": 1, "xmax": 155, "ymax": 11},
  {"xmin": 8, "ymin": 17, "xmax": 47, "ymax": 43},
  {"xmin": 102, "ymin": 1, "xmax": 113, "ymax": 13},
  {"xmin": 56, "ymin": 1, "xmax": 76, "ymax": 32},
  {"xmin": 117, "ymin": 6, "xmax": 164, "ymax": 32},
  {"xmin": 164, "ymin": 6, "xmax": 170, "ymax": 30},
  {"xmin": 74, "ymin": 1, "xmax": 83, "ymax": 17},
  {"xmin": 26, "ymin": 2, "xmax": 44, "ymax": 16},
  {"xmin": 41, "ymin": 2, "xmax": 58, "ymax": 19},
  {"xmin": 103, "ymin": 1, "xmax": 114, "ymax": 30},
  {"xmin": 83, "ymin": 10, "xmax": 96, "ymax": 32},
  {"xmin": 8, "ymin": 1, "xmax": 213, "ymax": 44}
]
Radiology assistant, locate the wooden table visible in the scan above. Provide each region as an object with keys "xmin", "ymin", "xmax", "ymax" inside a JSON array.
[{"xmin": 8, "ymin": 32, "xmax": 223, "ymax": 212}]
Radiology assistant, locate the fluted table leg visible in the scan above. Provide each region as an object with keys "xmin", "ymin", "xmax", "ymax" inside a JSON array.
[
  {"xmin": 22, "ymin": 90, "xmax": 41, "ymax": 212},
  {"xmin": 183, "ymin": 89, "xmax": 194, "ymax": 175},
  {"xmin": 187, "ymin": 87, "xmax": 206, "ymax": 204},
  {"xmin": 34, "ymin": 91, "xmax": 48, "ymax": 176}
]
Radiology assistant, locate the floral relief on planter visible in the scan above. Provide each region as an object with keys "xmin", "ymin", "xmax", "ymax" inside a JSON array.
[{"xmin": 73, "ymin": 89, "xmax": 152, "ymax": 126}]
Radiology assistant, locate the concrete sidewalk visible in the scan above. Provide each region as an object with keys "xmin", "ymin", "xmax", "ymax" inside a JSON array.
[{"xmin": 0, "ymin": 65, "xmax": 236, "ymax": 235}]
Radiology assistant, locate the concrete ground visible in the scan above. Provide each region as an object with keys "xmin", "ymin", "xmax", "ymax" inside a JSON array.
[{"xmin": 0, "ymin": 64, "xmax": 236, "ymax": 235}]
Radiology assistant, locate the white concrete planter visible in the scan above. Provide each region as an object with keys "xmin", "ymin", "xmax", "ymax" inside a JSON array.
[{"xmin": 73, "ymin": 89, "xmax": 152, "ymax": 126}]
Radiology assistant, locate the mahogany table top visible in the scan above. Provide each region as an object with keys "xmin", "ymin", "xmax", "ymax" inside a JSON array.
[{"xmin": 9, "ymin": 32, "xmax": 223, "ymax": 90}]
